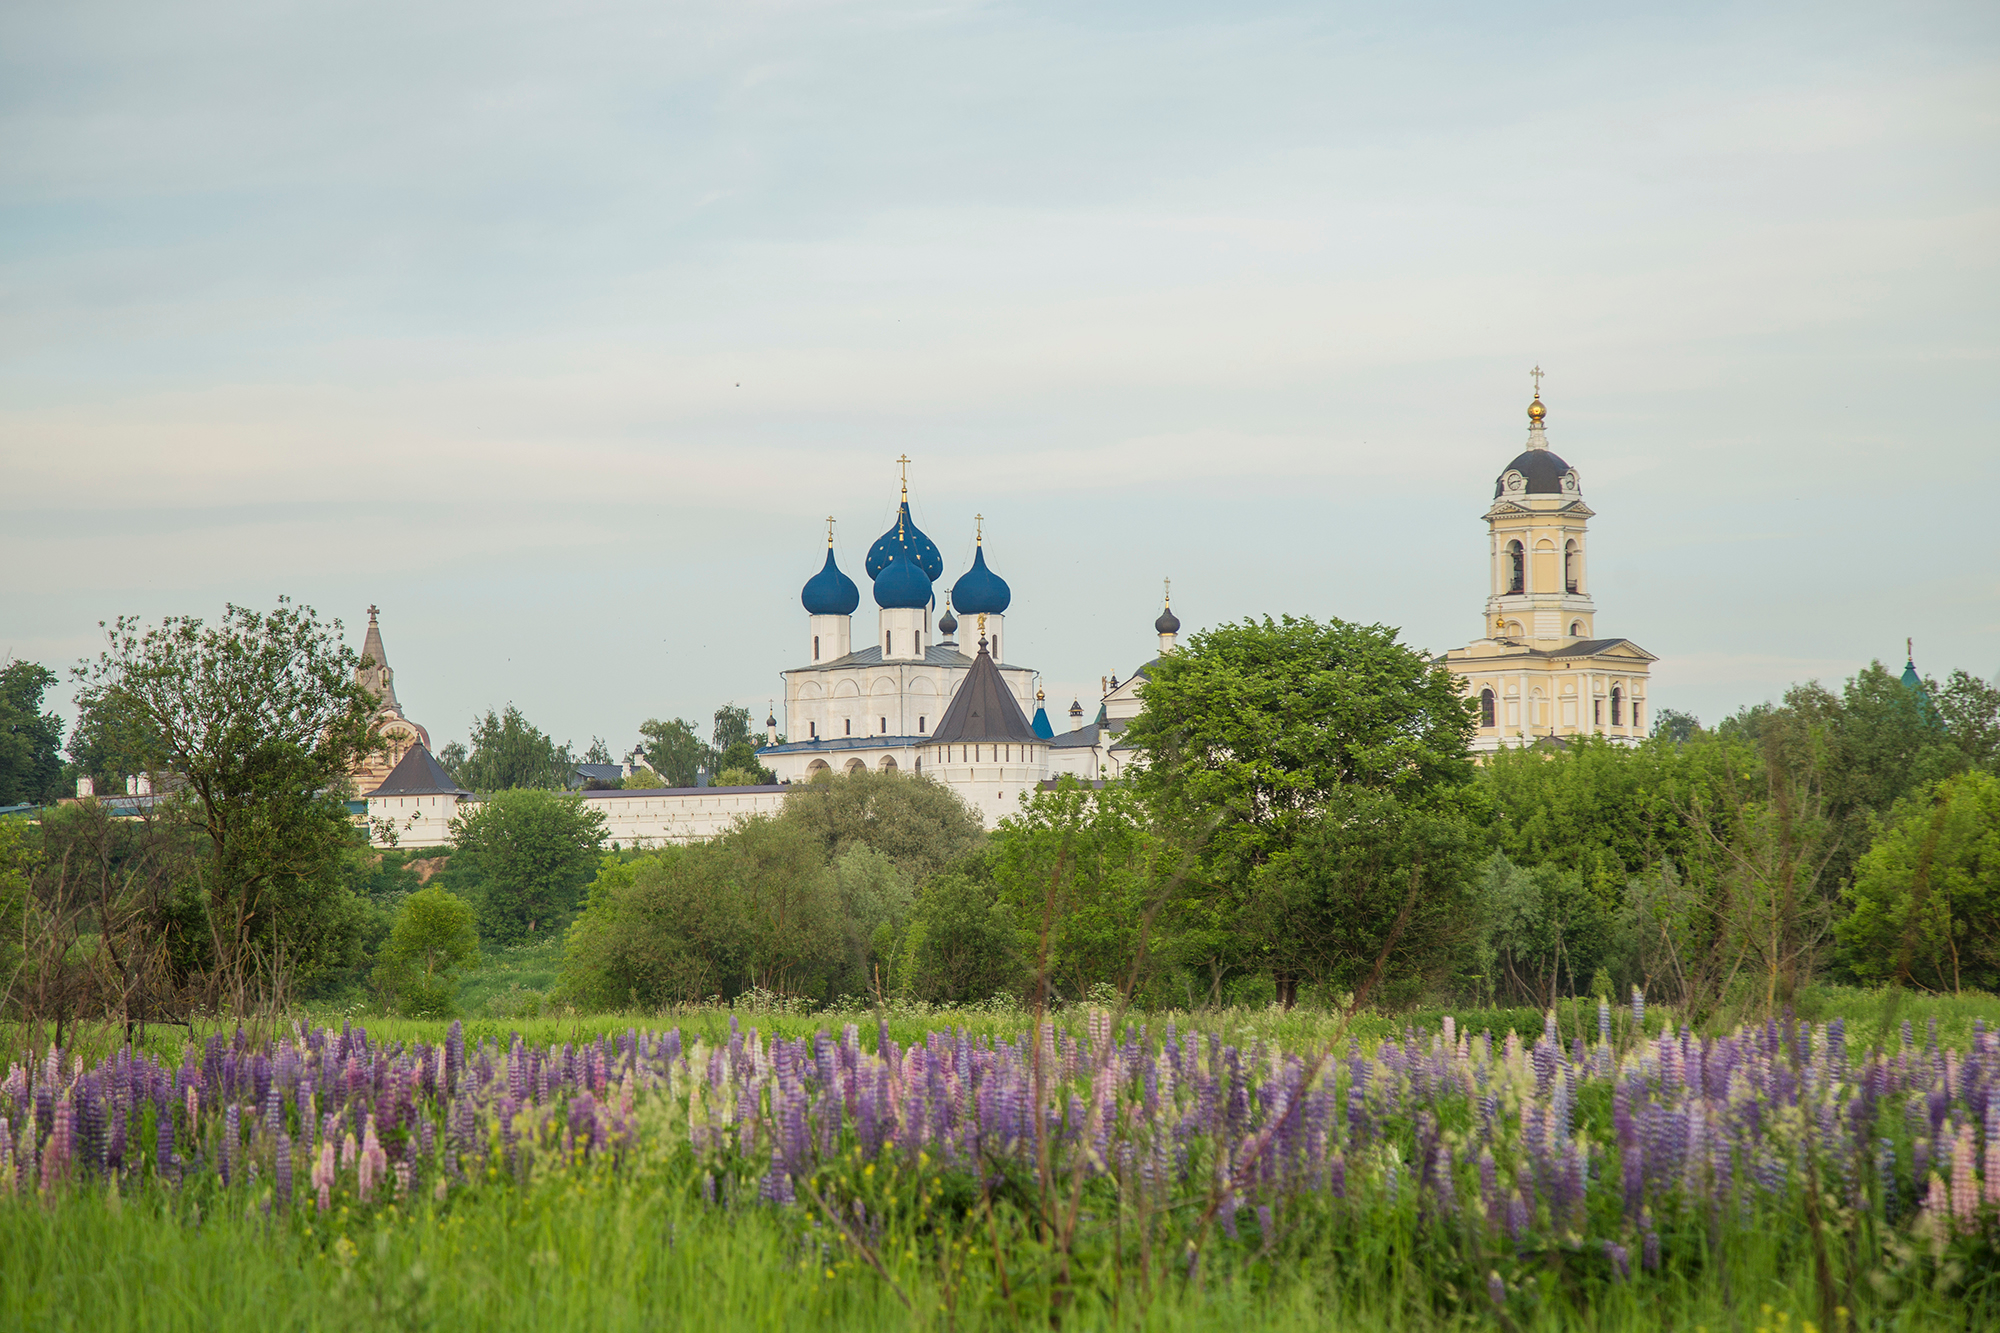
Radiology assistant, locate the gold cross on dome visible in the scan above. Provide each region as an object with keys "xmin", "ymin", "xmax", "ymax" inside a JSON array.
[
  {"xmin": 1530, "ymin": 365, "xmax": 1544, "ymax": 395},
  {"xmin": 826, "ymin": 516, "xmax": 835, "ymax": 546},
  {"xmin": 897, "ymin": 454, "xmax": 911, "ymax": 496},
  {"xmin": 975, "ymin": 513, "xmax": 984, "ymax": 543},
  {"xmin": 1163, "ymin": 576, "xmax": 1171, "ymax": 608},
  {"xmin": 366, "ymin": 604, "xmax": 379, "ymax": 619}
]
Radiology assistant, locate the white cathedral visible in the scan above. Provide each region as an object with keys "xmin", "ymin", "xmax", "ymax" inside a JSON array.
[
  {"xmin": 359, "ymin": 385, "xmax": 1655, "ymax": 844},
  {"xmin": 755, "ymin": 468, "xmax": 1173, "ymax": 826}
]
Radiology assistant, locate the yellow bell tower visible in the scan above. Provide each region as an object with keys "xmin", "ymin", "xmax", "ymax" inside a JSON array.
[{"xmin": 1444, "ymin": 373, "xmax": 1658, "ymax": 751}]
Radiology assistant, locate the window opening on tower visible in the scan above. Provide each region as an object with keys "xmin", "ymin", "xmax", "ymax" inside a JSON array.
[
  {"xmin": 1506, "ymin": 541, "xmax": 1525, "ymax": 594},
  {"xmin": 1480, "ymin": 689, "xmax": 1496, "ymax": 727}
]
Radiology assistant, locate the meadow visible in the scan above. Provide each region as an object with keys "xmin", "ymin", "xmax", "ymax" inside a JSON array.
[{"xmin": 6, "ymin": 985, "xmax": 2000, "ymax": 1332}]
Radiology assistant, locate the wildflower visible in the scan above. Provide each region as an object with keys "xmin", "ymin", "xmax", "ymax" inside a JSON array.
[{"xmin": 1632, "ymin": 985, "xmax": 1646, "ymax": 1032}]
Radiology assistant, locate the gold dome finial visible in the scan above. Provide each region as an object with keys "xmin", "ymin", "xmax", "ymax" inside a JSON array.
[{"xmin": 1527, "ymin": 366, "xmax": 1547, "ymax": 423}]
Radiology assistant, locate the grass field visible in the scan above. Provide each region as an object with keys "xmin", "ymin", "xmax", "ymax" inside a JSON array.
[{"xmin": 5, "ymin": 986, "xmax": 1998, "ymax": 1331}]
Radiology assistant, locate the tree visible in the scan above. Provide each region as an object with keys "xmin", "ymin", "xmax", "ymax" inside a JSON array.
[
  {"xmin": 992, "ymin": 778, "xmax": 1165, "ymax": 1004},
  {"xmin": 450, "ymin": 788, "xmax": 607, "ymax": 943},
  {"xmin": 1474, "ymin": 854, "xmax": 1612, "ymax": 1008},
  {"xmin": 452, "ymin": 705, "xmax": 575, "ymax": 791},
  {"xmin": 0, "ymin": 661, "xmax": 65, "ymax": 805},
  {"xmin": 829, "ymin": 843, "xmax": 912, "ymax": 998},
  {"xmin": 895, "ymin": 871, "xmax": 1023, "ymax": 1004},
  {"xmin": 70, "ymin": 599, "xmax": 380, "ymax": 1004},
  {"xmin": 560, "ymin": 846, "xmax": 753, "ymax": 1007},
  {"xmin": 1259, "ymin": 789, "xmax": 1484, "ymax": 1009},
  {"xmin": 1125, "ymin": 614, "xmax": 1478, "ymax": 1004},
  {"xmin": 1836, "ymin": 769, "xmax": 2000, "ymax": 994},
  {"xmin": 712, "ymin": 704, "xmax": 754, "ymax": 757},
  {"xmin": 638, "ymin": 717, "xmax": 705, "ymax": 787},
  {"xmin": 371, "ymin": 884, "xmax": 480, "ymax": 1017},
  {"xmin": 1651, "ymin": 708, "xmax": 1701, "ymax": 744},
  {"xmin": 777, "ymin": 768, "xmax": 987, "ymax": 883}
]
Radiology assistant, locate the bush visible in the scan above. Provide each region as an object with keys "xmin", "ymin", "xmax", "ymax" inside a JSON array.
[
  {"xmin": 370, "ymin": 884, "xmax": 480, "ymax": 1017},
  {"xmin": 451, "ymin": 788, "xmax": 608, "ymax": 944}
]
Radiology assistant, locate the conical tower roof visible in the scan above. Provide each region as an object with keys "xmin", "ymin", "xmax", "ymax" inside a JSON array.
[
  {"xmin": 356, "ymin": 605, "xmax": 400, "ymax": 712},
  {"xmin": 930, "ymin": 630, "xmax": 1037, "ymax": 745},
  {"xmin": 367, "ymin": 742, "xmax": 468, "ymax": 797}
]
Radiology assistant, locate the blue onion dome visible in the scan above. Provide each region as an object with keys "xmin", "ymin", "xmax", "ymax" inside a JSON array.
[
  {"xmin": 1155, "ymin": 604, "xmax": 1181, "ymax": 634},
  {"xmin": 800, "ymin": 547, "xmax": 860, "ymax": 616},
  {"xmin": 1031, "ymin": 690, "xmax": 1054, "ymax": 740},
  {"xmin": 873, "ymin": 548, "xmax": 933, "ymax": 609},
  {"xmin": 951, "ymin": 545, "xmax": 1011, "ymax": 615},
  {"xmin": 866, "ymin": 503, "xmax": 944, "ymax": 581},
  {"xmin": 938, "ymin": 605, "xmax": 958, "ymax": 637}
]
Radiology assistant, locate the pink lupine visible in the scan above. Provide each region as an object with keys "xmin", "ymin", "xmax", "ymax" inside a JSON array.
[
  {"xmin": 339, "ymin": 1129, "xmax": 358, "ymax": 1174},
  {"xmin": 1951, "ymin": 1124, "xmax": 1978, "ymax": 1232},
  {"xmin": 41, "ymin": 1096, "xmax": 74, "ymax": 1193},
  {"xmin": 358, "ymin": 1115, "xmax": 387, "ymax": 1201},
  {"xmin": 312, "ymin": 1140, "xmax": 336, "ymax": 1212}
]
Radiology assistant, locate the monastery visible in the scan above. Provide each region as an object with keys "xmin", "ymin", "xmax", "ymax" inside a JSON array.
[{"xmin": 356, "ymin": 384, "xmax": 1655, "ymax": 847}]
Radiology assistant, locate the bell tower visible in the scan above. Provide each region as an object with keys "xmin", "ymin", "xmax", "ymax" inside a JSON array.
[
  {"xmin": 1444, "ymin": 372, "xmax": 1658, "ymax": 751},
  {"xmin": 1485, "ymin": 369, "xmax": 1596, "ymax": 645}
]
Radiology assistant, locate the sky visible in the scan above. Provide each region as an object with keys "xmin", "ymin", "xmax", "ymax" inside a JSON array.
[{"xmin": 3, "ymin": 0, "xmax": 1996, "ymax": 755}]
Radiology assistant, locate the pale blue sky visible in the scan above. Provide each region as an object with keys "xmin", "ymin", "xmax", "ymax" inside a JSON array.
[{"xmin": 4, "ymin": 0, "xmax": 1996, "ymax": 752}]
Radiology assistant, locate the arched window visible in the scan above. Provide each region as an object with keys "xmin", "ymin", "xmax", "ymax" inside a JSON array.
[
  {"xmin": 1565, "ymin": 540, "xmax": 1580, "ymax": 594},
  {"xmin": 1480, "ymin": 688, "xmax": 1495, "ymax": 726},
  {"xmin": 918, "ymin": 716, "xmax": 926, "ymax": 732},
  {"xmin": 1505, "ymin": 541, "xmax": 1525, "ymax": 594},
  {"xmin": 1570, "ymin": 620, "xmax": 1585, "ymax": 637},
  {"xmin": 885, "ymin": 632, "xmax": 891, "ymax": 653},
  {"xmin": 813, "ymin": 635, "xmax": 820, "ymax": 661},
  {"xmin": 809, "ymin": 721, "xmax": 817, "ymax": 739},
  {"xmin": 879, "ymin": 717, "xmax": 887, "ymax": 733},
  {"xmin": 1611, "ymin": 686, "xmax": 1623, "ymax": 726},
  {"xmin": 844, "ymin": 719, "xmax": 851, "ymax": 736}
]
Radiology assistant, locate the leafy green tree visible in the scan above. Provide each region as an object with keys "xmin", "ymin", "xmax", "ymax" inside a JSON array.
[
  {"xmin": 1475, "ymin": 854, "xmax": 1612, "ymax": 1008},
  {"xmin": 1480, "ymin": 734, "xmax": 1727, "ymax": 892},
  {"xmin": 777, "ymin": 769, "xmax": 987, "ymax": 884},
  {"xmin": 621, "ymin": 766, "xmax": 668, "ymax": 789},
  {"xmin": 1651, "ymin": 708, "xmax": 1701, "ymax": 744},
  {"xmin": 895, "ymin": 871, "xmax": 1023, "ymax": 1004},
  {"xmin": 992, "ymin": 778, "xmax": 1164, "ymax": 1004},
  {"xmin": 715, "ymin": 738, "xmax": 775, "ymax": 785},
  {"xmin": 712, "ymin": 704, "xmax": 754, "ymax": 757},
  {"xmin": 70, "ymin": 599, "xmax": 379, "ymax": 1002},
  {"xmin": 1933, "ymin": 669, "xmax": 2000, "ymax": 773},
  {"xmin": 452, "ymin": 705, "xmax": 575, "ymax": 791},
  {"xmin": 0, "ymin": 661, "xmax": 65, "ymax": 805},
  {"xmin": 1126, "ymin": 614, "xmax": 1477, "ymax": 1004},
  {"xmin": 829, "ymin": 843, "xmax": 912, "ymax": 998},
  {"xmin": 1258, "ymin": 789, "xmax": 1484, "ymax": 1009},
  {"xmin": 1836, "ymin": 770, "xmax": 2000, "ymax": 993},
  {"xmin": 371, "ymin": 884, "xmax": 480, "ymax": 1016},
  {"xmin": 638, "ymin": 717, "xmax": 705, "ymax": 787},
  {"xmin": 450, "ymin": 788, "xmax": 608, "ymax": 943},
  {"xmin": 560, "ymin": 846, "xmax": 753, "ymax": 1007}
]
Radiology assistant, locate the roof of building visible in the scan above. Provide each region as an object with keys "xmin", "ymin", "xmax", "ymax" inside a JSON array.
[
  {"xmin": 1155, "ymin": 604, "xmax": 1181, "ymax": 634},
  {"xmin": 582, "ymin": 783, "xmax": 785, "ymax": 798},
  {"xmin": 1494, "ymin": 446, "xmax": 1573, "ymax": 498},
  {"xmin": 357, "ymin": 606, "xmax": 400, "ymax": 711},
  {"xmin": 865, "ymin": 502, "xmax": 944, "ymax": 581},
  {"xmin": 791, "ymin": 644, "xmax": 1032, "ymax": 672},
  {"xmin": 873, "ymin": 548, "xmax": 934, "ymax": 609},
  {"xmin": 950, "ymin": 545, "xmax": 1011, "ymax": 615},
  {"xmin": 1049, "ymin": 717, "xmax": 1129, "ymax": 749},
  {"xmin": 369, "ymin": 743, "xmax": 471, "ymax": 797},
  {"xmin": 574, "ymin": 763, "xmax": 627, "ymax": 782},
  {"xmin": 801, "ymin": 547, "xmax": 861, "ymax": 616},
  {"xmin": 1448, "ymin": 637, "xmax": 1658, "ymax": 666},
  {"xmin": 759, "ymin": 735, "xmax": 930, "ymax": 755},
  {"xmin": 1030, "ymin": 704, "xmax": 1054, "ymax": 740},
  {"xmin": 928, "ymin": 638, "xmax": 1039, "ymax": 744}
]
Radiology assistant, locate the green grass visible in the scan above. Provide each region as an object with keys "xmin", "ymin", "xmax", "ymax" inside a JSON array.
[
  {"xmin": 1, "ymin": 1148, "xmax": 1965, "ymax": 1333},
  {"xmin": 455, "ymin": 937, "xmax": 565, "ymax": 1018}
]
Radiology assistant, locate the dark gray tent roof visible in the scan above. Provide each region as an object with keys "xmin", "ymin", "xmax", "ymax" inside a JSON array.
[
  {"xmin": 928, "ymin": 640, "xmax": 1038, "ymax": 745},
  {"xmin": 368, "ymin": 743, "xmax": 470, "ymax": 797}
]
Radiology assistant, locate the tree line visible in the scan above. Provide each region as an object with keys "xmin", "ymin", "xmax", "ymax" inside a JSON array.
[{"xmin": 4, "ymin": 599, "xmax": 1996, "ymax": 1033}]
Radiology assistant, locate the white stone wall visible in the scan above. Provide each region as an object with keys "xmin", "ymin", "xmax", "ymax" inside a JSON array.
[{"xmin": 366, "ymin": 787, "xmax": 790, "ymax": 850}]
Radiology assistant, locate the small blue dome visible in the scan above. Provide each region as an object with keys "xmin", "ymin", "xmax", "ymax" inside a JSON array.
[
  {"xmin": 866, "ymin": 503, "xmax": 944, "ymax": 581},
  {"xmin": 873, "ymin": 548, "xmax": 933, "ymax": 609},
  {"xmin": 800, "ymin": 548, "xmax": 860, "ymax": 616},
  {"xmin": 1030, "ymin": 704, "xmax": 1054, "ymax": 740},
  {"xmin": 951, "ymin": 546, "xmax": 1011, "ymax": 615}
]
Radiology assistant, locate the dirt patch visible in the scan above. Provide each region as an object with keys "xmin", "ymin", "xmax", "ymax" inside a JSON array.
[{"xmin": 407, "ymin": 855, "xmax": 451, "ymax": 884}]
